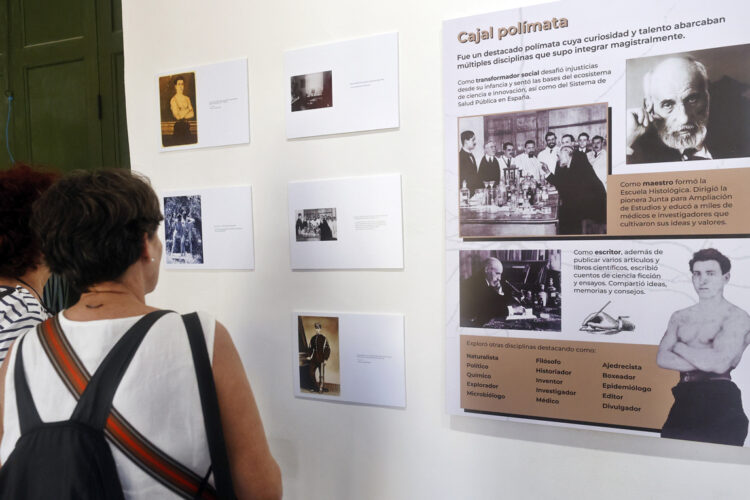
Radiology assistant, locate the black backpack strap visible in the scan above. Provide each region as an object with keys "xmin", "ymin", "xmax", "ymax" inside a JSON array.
[
  {"xmin": 13, "ymin": 332, "xmax": 42, "ymax": 434},
  {"xmin": 71, "ymin": 310, "xmax": 172, "ymax": 429},
  {"xmin": 182, "ymin": 313, "xmax": 236, "ymax": 500},
  {"xmin": 0, "ymin": 287, "xmax": 15, "ymax": 300},
  {"xmin": 39, "ymin": 314, "xmax": 219, "ymax": 499}
]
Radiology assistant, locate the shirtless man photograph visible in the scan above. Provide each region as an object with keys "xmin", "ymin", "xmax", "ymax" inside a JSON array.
[
  {"xmin": 159, "ymin": 72, "xmax": 197, "ymax": 146},
  {"xmin": 657, "ymin": 248, "xmax": 750, "ymax": 445}
]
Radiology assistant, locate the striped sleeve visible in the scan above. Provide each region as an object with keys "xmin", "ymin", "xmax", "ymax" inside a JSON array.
[{"xmin": 0, "ymin": 288, "xmax": 48, "ymax": 364}]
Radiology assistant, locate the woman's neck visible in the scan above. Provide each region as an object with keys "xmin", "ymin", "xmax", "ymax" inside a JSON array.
[{"xmin": 65, "ymin": 278, "xmax": 156, "ymax": 321}]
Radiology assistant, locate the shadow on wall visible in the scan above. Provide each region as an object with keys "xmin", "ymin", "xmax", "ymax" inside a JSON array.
[{"xmin": 449, "ymin": 414, "xmax": 750, "ymax": 465}]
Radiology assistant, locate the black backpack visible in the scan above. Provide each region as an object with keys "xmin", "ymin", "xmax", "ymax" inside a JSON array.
[{"xmin": 0, "ymin": 310, "xmax": 236, "ymax": 499}]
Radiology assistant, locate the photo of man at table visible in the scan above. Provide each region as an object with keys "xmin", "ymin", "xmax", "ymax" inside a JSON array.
[
  {"xmin": 458, "ymin": 103, "xmax": 608, "ymax": 239},
  {"xmin": 459, "ymin": 249, "xmax": 561, "ymax": 331}
]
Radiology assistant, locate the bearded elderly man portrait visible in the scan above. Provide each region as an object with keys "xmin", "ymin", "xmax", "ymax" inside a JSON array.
[
  {"xmin": 627, "ymin": 55, "xmax": 750, "ymax": 164},
  {"xmin": 460, "ymin": 257, "xmax": 523, "ymax": 328}
]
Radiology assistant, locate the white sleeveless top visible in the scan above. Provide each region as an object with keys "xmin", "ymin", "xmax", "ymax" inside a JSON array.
[{"xmin": 0, "ymin": 310, "xmax": 216, "ymax": 499}]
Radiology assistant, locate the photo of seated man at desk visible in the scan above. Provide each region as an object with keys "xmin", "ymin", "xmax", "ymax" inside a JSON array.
[
  {"xmin": 458, "ymin": 102, "xmax": 608, "ymax": 239},
  {"xmin": 459, "ymin": 249, "xmax": 562, "ymax": 332}
]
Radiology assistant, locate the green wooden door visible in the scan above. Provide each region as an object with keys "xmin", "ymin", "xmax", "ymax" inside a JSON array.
[
  {"xmin": 1, "ymin": 0, "xmax": 10, "ymax": 166},
  {"xmin": 96, "ymin": 0, "xmax": 128, "ymax": 168},
  {"xmin": 2, "ymin": 0, "xmax": 128, "ymax": 172}
]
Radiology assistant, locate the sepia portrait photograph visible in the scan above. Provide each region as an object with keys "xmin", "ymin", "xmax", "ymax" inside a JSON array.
[
  {"xmin": 159, "ymin": 71, "xmax": 198, "ymax": 147},
  {"xmin": 298, "ymin": 316, "xmax": 340, "ymax": 396},
  {"xmin": 291, "ymin": 70, "xmax": 333, "ymax": 112},
  {"xmin": 295, "ymin": 207, "xmax": 338, "ymax": 242},
  {"xmin": 626, "ymin": 43, "xmax": 750, "ymax": 166},
  {"xmin": 164, "ymin": 195, "xmax": 204, "ymax": 264},
  {"xmin": 459, "ymin": 249, "xmax": 562, "ymax": 332},
  {"xmin": 458, "ymin": 103, "xmax": 609, "ymax": 239}
]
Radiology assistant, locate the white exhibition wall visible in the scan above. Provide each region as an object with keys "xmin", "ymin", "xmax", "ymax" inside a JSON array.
[{"xmin": 122, "ymin": 1, "xmax": 750, "ymax": 499}]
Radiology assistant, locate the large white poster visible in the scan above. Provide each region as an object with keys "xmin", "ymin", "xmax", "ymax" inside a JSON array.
[{"xmin": 444, "ymin": 0, "xmax": 750, "ymax": 447}]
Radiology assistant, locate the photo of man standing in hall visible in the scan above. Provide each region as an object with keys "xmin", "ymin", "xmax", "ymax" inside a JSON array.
[{"xmin": 298, "ymin": 316, "xmax": 341, "ymax": 396}]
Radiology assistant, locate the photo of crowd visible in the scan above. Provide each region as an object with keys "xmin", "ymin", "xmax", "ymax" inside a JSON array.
[
  {"xmin": 295, "ymin": 208, "xmax": 338, "ymax": 242},
  {"xmin": 164, "ymin": 195, "xmax": 204, "ymax": 264},
  {"xmin": 458, "ymin": 103, "xmax": 608, "ymax": 238}
]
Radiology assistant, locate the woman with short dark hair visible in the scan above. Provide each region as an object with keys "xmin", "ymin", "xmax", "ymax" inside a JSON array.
[
  {"xmin": 0, "ymin": 169, "xmax": 281, "ymax": 499},
  {"xmin": 0, "ymin": 164, "xmax": 59, "ymax": 364}
]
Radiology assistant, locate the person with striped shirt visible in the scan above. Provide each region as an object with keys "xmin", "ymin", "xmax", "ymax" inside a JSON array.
[
  {"xmin": 0, "ymin": 164, "xmax": 59, "ymax": 364},
  {"xmin": 0, "ymin": 286, "xmax": 48, "ymax": 363}
]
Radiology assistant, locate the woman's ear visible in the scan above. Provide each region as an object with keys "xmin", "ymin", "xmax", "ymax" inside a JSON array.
[{"xmin": 141, "ymin": 232, "xmax": 152, "ymax": 260}]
